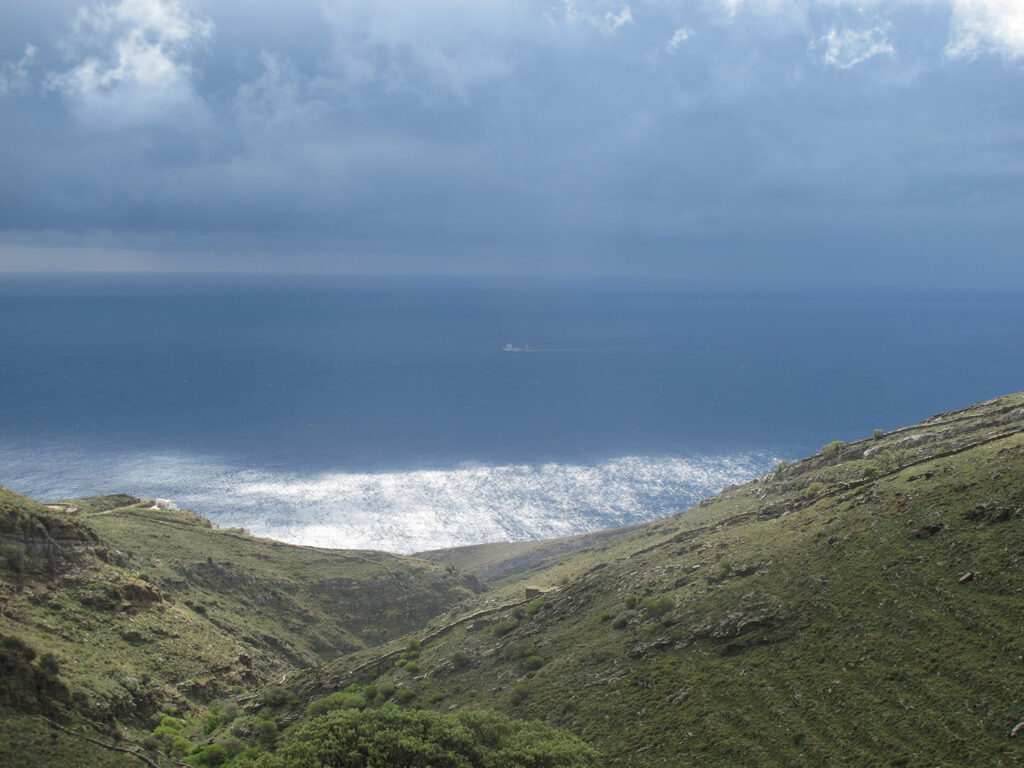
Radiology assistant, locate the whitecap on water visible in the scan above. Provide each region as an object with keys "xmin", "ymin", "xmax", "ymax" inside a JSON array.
[{"xmin": 0, "ymin": 445, "xmax": 777, "ymax": 553}]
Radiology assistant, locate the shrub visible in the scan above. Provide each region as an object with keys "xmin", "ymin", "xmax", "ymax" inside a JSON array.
[
  {"xmin": 821, "ymin": 440, "xmax": 845, "ymax": 459},
  {"xmin": 215, "ymin": 735, "xmax": 245, "ymax": 758},
  {"xmin": 526, "ymin": 598, "xmax": 545, "ymax": 617},
  {"xmin": 623, "ymin": 595, "xmax": 639, "ymax": 609},
  {"xmin": 862, "ymin": 465, "xmax": 879, "ymax": 478},
  {"xmin": 610, "ymin": 615, "xmax": 629, "ymax": 630},
  {"xmin": 0, "ymin": 635, "xmax": 35, "ymax": 662},
  {"xmin": 219, "ymin": 701, "xmax": 238, "ymax": 723},
  {"xmin": 259, "ymin": 707, "xmax": 598, "ymax": 768},
  {"xmin": 203, "ymin": 712, "xmax": 221, "ymax": 735},
  {"xmin": 159, "ymin": 716, "xmax": 185, "ymax": 731},
  {"xmin": 451, "ymin": 651, "xmax": 472, "ymax": 669},
  {"xmin": 775, "ymin": 459, "xmax": 789, "ymax": 474},
  {"xmin": 393, "ymin": 688, "xmax": 416, "ymax": 704},
  {"xmin": 1, "ymin": 544, "xmax": 25, "ymax": 573},
  {"xmin": 37, "ymin": 652, "xmax": 60, "ymax": 678},
  {"xmin": 503, "ymin": 642, "xmax": 534, "ymax": 661},
  {"xmin": 508, "ymin": 682, "xmax": 530, "ymax": 705},
  {"xmin": 253, "ymin": 719, "xmax": 278, "ymax": 747},
  {"xmin": 523, "ymin": 655, "xmax": 545, "ymax": 671},
  {"xmin": 644, "ymin": 596, "xmax": 675, "ymax": 622},
  {"xmin": 492, "ymin": 619, "xmax": 518, "ymax": 637},
  {"xmin": 187, "ymin": 743, "xmax": 228, "ymax": 767},
  {"xmin": 262, "ymin": 685, "xmax": 297, "ymax": 708},
  {"xmin": 169, "ymin": 735, "xmax": 193, "ymax": 757},
  {"xmin": 873, "ymin": 429, "xmax": 884, "ymax": 440},
  {"xmin": 803, "ymin": 482, "xmax": 825, "ymax": 500},
  {"xmin": 306, "ymin": 691, "xmax": 365, "ymax": 718}
]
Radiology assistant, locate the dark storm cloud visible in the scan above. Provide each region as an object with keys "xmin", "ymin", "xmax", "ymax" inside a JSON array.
[{"xmin": 1, "ymin": 0, "xmax": 1023, "ymax": 286}]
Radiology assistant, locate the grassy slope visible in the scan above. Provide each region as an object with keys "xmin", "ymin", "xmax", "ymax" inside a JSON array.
[
  {"xmin": 0, "ymin": 713, "xmax": 139, "ymax": 768},
  {"xmin": 79, "ymin": 501, "xmax": 483, "ymax": 665},
  {"xmin": 415, "ymin": 523, "xmax": 647, "ymax": 587},
  {"xmin": 269, "ymin": 391, "xmax": 1024, "ymax": 767},
  {"xmin": 0, "ymin": 489, "xmax": 482, "ymax": 766}
]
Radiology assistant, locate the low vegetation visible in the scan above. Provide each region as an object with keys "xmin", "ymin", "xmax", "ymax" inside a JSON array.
[{"xmin": 250, "ymin": 708, "xmax": 598, "ymax": 768}]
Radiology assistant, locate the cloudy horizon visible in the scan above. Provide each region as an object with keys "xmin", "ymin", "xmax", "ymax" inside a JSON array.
[{"xmin": 2, "ymin": 0, "xmax": 1023, "ymax": 288}]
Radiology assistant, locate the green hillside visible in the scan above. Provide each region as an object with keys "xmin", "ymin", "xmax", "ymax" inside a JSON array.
[
  {"xmin": 3, "ymin": 390, "xmax": 1024, "ymax": 767},
  {"xmin": 0, "ymin": 489, "xmax": 482, "ymax": 766},
  {"xmin": 259, "ymin": 391, "xmax": 1024, "ymax": 767}
]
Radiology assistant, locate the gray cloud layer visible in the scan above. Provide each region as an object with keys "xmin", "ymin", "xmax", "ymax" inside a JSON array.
[{"xmin": 1, "ymin": 0, "xmax": 1023, "ymax": 286}]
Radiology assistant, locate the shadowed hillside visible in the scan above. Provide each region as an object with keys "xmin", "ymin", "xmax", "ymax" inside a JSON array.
[{"xmin": 0, "ymin": 490, "xmax": 482, "ymax": 766}]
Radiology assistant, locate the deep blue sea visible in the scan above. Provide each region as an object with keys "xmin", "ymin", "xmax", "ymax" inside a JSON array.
[{"xmin": 1, "ymin": 273, "xmax": 1021, "ymax": 552}]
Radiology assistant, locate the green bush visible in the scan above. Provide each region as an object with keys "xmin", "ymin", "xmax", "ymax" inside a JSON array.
[
  {"xmin": 37, "ymin": 652, "xmax": 60, "ymax": 678},
  {"xmin": 0, "ymin": 635, "xmax": 35, "ymax": 662},
  {"xmin": 253, "ymin": 719, "xmax": 278, "ymax": 747},
  {"xmin": 187, "ymin": 743, "xmax": 228, "ymax": 767},
  {"xmin": 393, "ymin": 688, "xmax": 416, "ymax": 704},
  {"xmin": 256, "ymin": 707, "xmax": 599, "ymax": 768},
  {"xmin": 169, "ymin": 735, "xmax": 193, "ymax": 757},
  {"xmin": 203, "ymin": 711, "xmax": 221, "ymax": 735},
  {"xmin": 262, "ymin": 685, "xmax": 297, "ymax": 708},
  {"xmin": 218, "ymin": 701, "xmax": 239, "ymax": 724},
  {"xmin": 508, "ymin": 682, "xmax": 530, "ymax": 705},
  {"xmin": 306, "ymin": 691, "xmax": 366, "ymax": 718},
  {"xmin": 502, "ymin": 642, "xmax": 534, "ymax": 661},
  {"xmin": 215, "ymin": 735, "xmax": 245, "ymax": 758},
  {"xmin": 523, "ymin": 655, "xmax": 545, "ymax": 671},
  {"xmin": 526, "ymin": 598, "xmax": 545, "ymax": 617},
  {"xmin": 1, "ymin": 544, "xmax": 25, "ymax": 573},
  {"xmin": 803, "ymin": 482, "xmax": 825, "ymax": 500},
  {"xmin": 643, "ymin": 596, "xmax": 675, "ymax": 621},
  {"xmin": 821, "ymin": 440, "xmax": 845, "ymax": 458},
  {"xmin": 491, "ymin": 619, "xmax": 518, "ymax": 637},
  {"xmin": 159, "ymin": 715, "xmax": 185, "ymax": 731}
]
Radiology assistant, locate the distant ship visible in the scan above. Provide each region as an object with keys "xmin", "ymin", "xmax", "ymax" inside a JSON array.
[{"xmin": 503, "ymin": 342, "xmax": 536, "ymax": 352}]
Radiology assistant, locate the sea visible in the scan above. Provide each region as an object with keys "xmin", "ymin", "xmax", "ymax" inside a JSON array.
[{"xmin": 1, "ymin": 273, "xmax": 1021, "ymax": 553}]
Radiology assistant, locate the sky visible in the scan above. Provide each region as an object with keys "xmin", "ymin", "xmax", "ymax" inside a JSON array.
[{"xmin": 1, "ymin": 0, "xmax": 1022, "ymax": 287}]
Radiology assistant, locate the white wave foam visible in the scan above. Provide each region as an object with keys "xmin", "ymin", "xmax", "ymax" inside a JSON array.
[{"xmin": 0, "ymin": 446, "xmax": 777, "ymax": 553}]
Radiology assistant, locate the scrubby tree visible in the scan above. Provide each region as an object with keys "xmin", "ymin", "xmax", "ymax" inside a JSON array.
[
  {"xmin": 643, "ymin": 596, "xmax": 675, "ymax": 622},
  {"xmin": 255, "ymin": 707, "xmax": 599, "ymax": 768}
]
